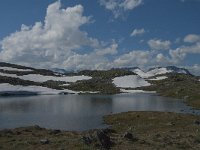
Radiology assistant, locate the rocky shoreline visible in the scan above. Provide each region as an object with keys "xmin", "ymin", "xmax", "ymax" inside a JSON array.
[{"xmin": 1, "ymin": 111, "xmax": 200, "ymax": 149}]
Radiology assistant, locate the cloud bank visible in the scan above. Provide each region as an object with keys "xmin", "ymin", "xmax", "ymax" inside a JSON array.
[
  {"xmin": 0, "ymin": 1, "xmax": 117, "ymax": 70},
  {"xmin": 0, "ymin": 1, "xmax": 200, "ymax": 75}
]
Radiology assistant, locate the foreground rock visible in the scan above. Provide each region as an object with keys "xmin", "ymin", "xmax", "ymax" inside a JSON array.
[{"xmin": 1, "ymin": 112, "xmax": 200, "ymax": 149}]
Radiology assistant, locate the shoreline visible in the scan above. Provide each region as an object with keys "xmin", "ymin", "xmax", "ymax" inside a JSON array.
[{"xmin": 1, "ymin": 111, "xmax": 200, "ymax": 149}]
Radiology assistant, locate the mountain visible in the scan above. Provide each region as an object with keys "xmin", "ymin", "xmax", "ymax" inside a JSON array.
[
  {"xmin": 0, "ymin": 62, "xmax": 198, "ymax": 96},
  {"xmin": 166, "ymin": 66, "xmax": 191, "ymax": 75},
  {"xmin": 51, "ymin": 68, "xmax": 69, "ymax": 74},
  {"xmin": 132, "ymin": 66, "xmax": 191, "ymax": 78}
]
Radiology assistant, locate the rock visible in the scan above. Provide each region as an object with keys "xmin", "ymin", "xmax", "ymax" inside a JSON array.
[
  {"xmin": 49, "ymin": 129, "xmax": 61, "ymax": 135},
  {"xmin": 183, "ymin": 95, "xmax": 189, "ymax": 100},
  {"xmin": 123, "ymin": 132, "xmax": 133, "ymax": 139},
  {"xmin": 95, "ymin": 130, "xmax": 112, "ymax": 149},
  {"xmin": 81, "ymin": 136, "xmax": 92, "ymax": 145},
  {"xmin": 155, "ymin": 133, "xmax": 161, "ymax": 138},
  {"xmin": 33, "ymin": 125, "xmax": 42, "ymax": 130},
  {"xmin": 194, "ymin": 120, "xmax": 200, "ymax": 125},
  {"xmin": 0, "ymin": 129, "xmax": 14, "ymax": 135},
  {"xmin": 40, "ymin": 139, "xmax": 49, "ymax": 144},
  {"xmin": 102, "ymin": 128, "xmax": 116, "ymax": 134},
  {"xmin": 166, "ymin": 122, "xmax": 175, "ymax": 126},
  {"xmin": 122, "ymin": 131, "xmax": 138, "ymax": 141}
]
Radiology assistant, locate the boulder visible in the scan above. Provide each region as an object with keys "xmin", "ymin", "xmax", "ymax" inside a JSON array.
[
  {"xmin": 81, "ymin": 136, "xmax": 92, "ymax": 145},
  {"xmin": 123, "ymin": 132, "xmax": 133, "ymax": 139},
  {"xmin": 95, "ymin": 130, "xmax": 112, "ymax": 149},
  {"xmin": 40, "ymin": 139, "xmax": 49, "ymax": 144},
  {"xmin": 194, "ymin": 120, "xmax": 200, "ymax": 125},
  {"xmin": 122, "ymin": 132, "xmax": 138, "ymax": 141},
  {"xmin": 49, "ymin": 129, "xmax": 61, "ymax": 135}
]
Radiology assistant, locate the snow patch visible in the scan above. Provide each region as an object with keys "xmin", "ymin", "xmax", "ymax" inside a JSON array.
[
  {"xmin": 113, "ymin": 75, "xmax": 151, "ymax": 88},
  {"xmin": 0, "ymin": 67, "xmax": 32, "ymax": 72},
  {"xmin": 0, "ymin": 72, "xmax": 92, "ymax": 83},
  {"xmin": 133, "ymin": 68, "xmax": 172, "ymax": 78},
  {"xmin": 120, "ymin": 89, "xmax": 156, "ymax": 93},
  {"xmin": 0, "ymin": 83, "xmax": 77, "ymax": 95},
  {"xmin": 79, "ymin": 91, "xmax": 99, "ymax": 94},
  {"xmin": 148, "ymin": 76, "xmax": 168, "ymax": 81}
]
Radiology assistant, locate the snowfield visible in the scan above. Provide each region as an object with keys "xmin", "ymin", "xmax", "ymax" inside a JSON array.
[
  {"xmin": 0, "ymin": 72, "xmax": 92, "ymax": 83},
  {"xmin": 0, "ymin": 67, "xmax": 33, "ymax": 72},
  {"xmin": 148, "ymin": 76, "xmax": 168, "ymax": 81},
  {"xmin": 133, "ymin": 68, "xmax": 172, "ymax": 78},
  {"xmin": 113, "ymin": 75, "xmax": 151, "ymax": 88},
  {"xmin": 0, "ymin": 83, "xmax": 77, "ymax": 95},
  {"xmin": 120, "ymin": 89, "xmax": 156, "ymax": 93}
]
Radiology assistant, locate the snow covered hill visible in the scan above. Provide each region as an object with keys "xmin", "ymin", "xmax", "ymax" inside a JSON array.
[
  {"xmin": 0, "ymin": 62, "xmax": 195, "ymax": 95},
  {"xmin": 0, "ymin": 62, "xmax": 92, "ymax": 95},
  {"xmin": 132, "ymin": 66, "xmax": 191, "ymax": 79}
]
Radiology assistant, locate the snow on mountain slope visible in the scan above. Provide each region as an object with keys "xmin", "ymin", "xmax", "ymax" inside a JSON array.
[
  {"xmin": 148, "ymin": 76, "xmax": 168, "ymax": 81},
  {"xmin": 166, "ymin": 66, "xmax": 191, "ymax": 74},
  {"xmin": 0, "ymin": 83, "xmax": 77, "ymax": 95},
  {"xmin": 120, "ymin": 89, "xmax": 156, "ymax": 93},
  {"xmin": 132, "ymin": 68, "xmax": 171, "ymax": 78},
  {"xmin": 0, "ymin": 67, "xmax": 33, "ymax": 72},
  {"xmin": 0, "ymin": 72, "xmax": 92, "ymax": 83},
  {"xmin": 132, "ymin": 66, "xmax": 190, "ymax": 79},
  {"xmin": 112, "ymin": 75, "xmax": 151, "ymax": 88},
  {"xmin": 132, "ymin": 68, "xmax": 148, "ymax": 78}
]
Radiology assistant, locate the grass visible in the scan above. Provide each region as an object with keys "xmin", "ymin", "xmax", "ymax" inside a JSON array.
[
  {"xmin": 77, "ymin": 69, "xmax": 136, "ymax": 79},
  {"xmin": 67, "ymin": 78, "xmax": 120, "ymax": 94},
  {"xmin": 138, "ymin": 73, "xmax": 200, "ymax": 108},
  {"xmin": 104, "ymin": 111, "xmax": 200, "ymax": 149},
  {"xmin": 67, "ymin": 69, "xmax": 135, "ymax": 94}
]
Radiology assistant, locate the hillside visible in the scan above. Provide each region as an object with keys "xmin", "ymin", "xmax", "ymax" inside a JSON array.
[{"xmin": 0, "ymin": 62, "xmax": 200, "ymax": 108}]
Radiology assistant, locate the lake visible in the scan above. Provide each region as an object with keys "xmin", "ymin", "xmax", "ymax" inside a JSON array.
[{"xmin": 0, "ymin": 93, "xmax": 198, "ymax": 131}]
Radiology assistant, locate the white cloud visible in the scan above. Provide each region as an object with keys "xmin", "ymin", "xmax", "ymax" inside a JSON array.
[
  {"xmin": 183, "ymin": 34, "xmax": 200, "ymax": 43},
  {"xmin": 0, "ymin": 1, "xmax": 199, "ymax": 72},
  {"xmin": 96, "ymin": 42, "xmax": 118, "ymax": 56},
  {"xmin": 148, "ymin": 39, "xmax": 171, "ymax": 50},
  {"xmin": 186, "ymin": 64, "xmax": 200, "ymax": 76},
  {"xmin": 121, "ymin": 0, "xmax": 143, "ymax": 10},
  {"xmin": 0, "ymin": 2, "xmax": 97, "ymax": 67},
  {"xmin": 180, "ymin": 0, "xmax": 200, "ymax": 2},
  {"xmin": 169, "ymin": 48, "xmax": 186, "ymax": 63},
  {"xmin": 99, "ymin": 0, "xmax": 143, "ymax": 18},
  {"xmin": 130, "ymin": 28, "xmax": 145, "ymax": 37},
  {"xmin": 156, "ymin": 53, "xmax": 167, "ymax": 63},
  {"xmin": 170, "ymin": 42, "xmax": 200, "ymax": 58},
  {"xmin": 0, "ymin": 1, "xmax": 117, "ymax": 70},
  {"xmin": 169, "ymin": 41, "xmax": 200, "ymax": 65},
  {"xmin": 113, "ymin": 50, "xmax": 150, "ymax": 67},
  {"xmin": 62, "ymin": 53, "xmax": 112, "ymax": 70}
]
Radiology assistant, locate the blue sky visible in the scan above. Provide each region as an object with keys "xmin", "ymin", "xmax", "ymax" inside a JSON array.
[{"xmin": 0, "ymin": 0, "xmax": 200, "ymax": 74}]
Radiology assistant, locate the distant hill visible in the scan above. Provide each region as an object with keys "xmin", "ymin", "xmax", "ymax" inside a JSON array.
[{"xmin": 0, "ymin": 62, "xmax": 199, "ymax": 96}]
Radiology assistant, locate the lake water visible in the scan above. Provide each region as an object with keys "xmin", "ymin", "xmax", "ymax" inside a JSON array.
[{"xmin": 0, "ymin": 93, "xmax": 198, "ymax": 131}]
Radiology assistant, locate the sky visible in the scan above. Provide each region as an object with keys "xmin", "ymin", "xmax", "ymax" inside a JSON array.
[{"xmin": 0, "ymin": 0, "xmax": 200, "ymax": 75}]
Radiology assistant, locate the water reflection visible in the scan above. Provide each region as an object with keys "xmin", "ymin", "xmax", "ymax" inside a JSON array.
[{"xmin": 0, "ymin": 93, "xmax": 198, "ymax": 131}]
